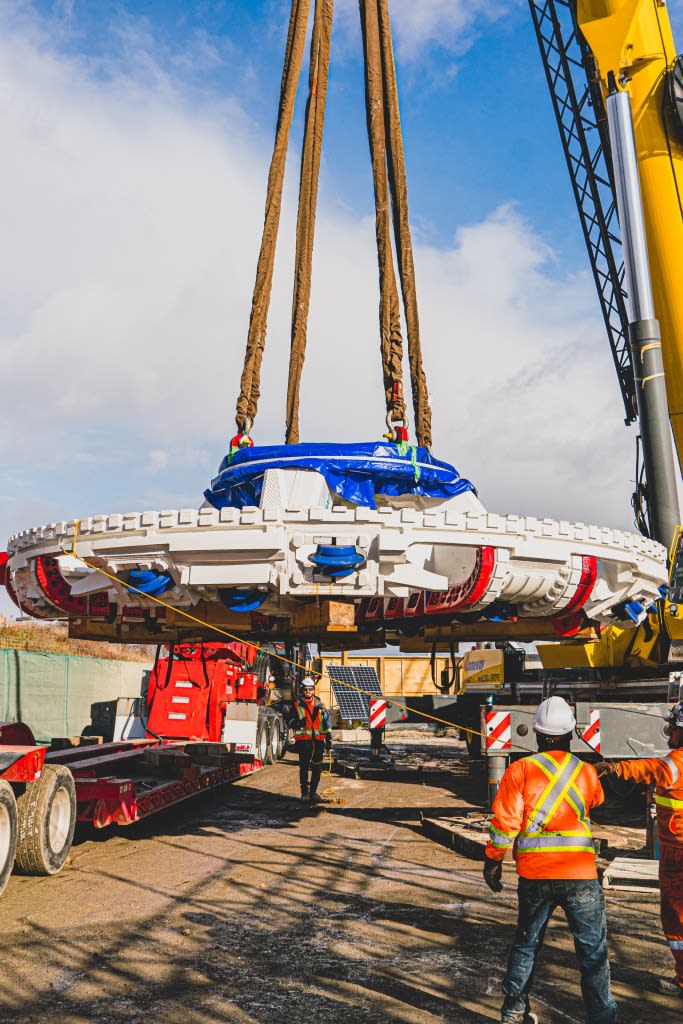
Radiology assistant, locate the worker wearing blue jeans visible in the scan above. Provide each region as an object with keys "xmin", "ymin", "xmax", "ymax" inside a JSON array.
[
  {"xmin": 484, "ymin": 697, "xmax": 617, "ymax": 1024},
  {"xmin": 502, "ymin": 878, "xmax": 616, "ymax": 1024}
]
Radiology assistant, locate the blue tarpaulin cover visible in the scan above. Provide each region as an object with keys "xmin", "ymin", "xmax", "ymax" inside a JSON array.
[{"xmin": 204, "ymin": 442, "xmax": 474, "ymax": 510}]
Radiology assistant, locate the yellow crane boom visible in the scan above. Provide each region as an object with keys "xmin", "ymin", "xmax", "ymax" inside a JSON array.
[{"xmin": 578, "ymin": 0, "xmax": 683, "ymax": 472}]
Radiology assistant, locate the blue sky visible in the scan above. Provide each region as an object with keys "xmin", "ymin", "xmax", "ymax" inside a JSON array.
[
  {"xmin": 2, "ymin": 0, "xmax": 683, "ymax": 617},
  {"xmin": 29, "ymin": 0, "xmax": 585, "ymax": 256}
]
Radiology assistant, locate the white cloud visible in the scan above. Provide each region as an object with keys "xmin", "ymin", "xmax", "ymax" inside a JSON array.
[
  {"xmin": 0, "ymin": 0, "xmax": 643, "ymax": 624},
  {"xmin": 335, "ymin": 0, "xmax": 513, "ymax": 60},
  {"xmin": 146, "ymin": 450, "xmax": 170, "ymax": 474}
]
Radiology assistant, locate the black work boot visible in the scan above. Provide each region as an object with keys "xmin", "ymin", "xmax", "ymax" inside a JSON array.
[
  {"xmin": 300, "ymin": 786, "xmax": 309, "ymax": 801},
  {"xmin": 309, "ymin": 791, "xmax": 324, "ymax": 805}
]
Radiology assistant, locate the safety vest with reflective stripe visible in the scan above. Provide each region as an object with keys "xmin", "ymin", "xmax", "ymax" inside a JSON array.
[
  {"xmin": 486, "ymin": 750, "xmax": 604, "ymax": 880},
  {"xmin": 617, "ymin": 748, "xmax": 683, "ymax": 847},
  {"xmin": 290, "ymin": 698, "xmax": 332, "ymax": 742}
]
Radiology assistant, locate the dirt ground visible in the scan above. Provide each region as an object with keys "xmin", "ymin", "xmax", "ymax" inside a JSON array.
[{"xmin": 0, "ymin": 737, "xmax": 680, "ymax": 1024}]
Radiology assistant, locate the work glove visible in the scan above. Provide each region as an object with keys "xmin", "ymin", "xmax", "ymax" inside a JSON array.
[
  {"xmin": 595, "ymin": 761, "xmax": 618, "ymax": 778},
  {"xmin": 483, "ymin": 856, "xmax": 503, "ymax": 893}
]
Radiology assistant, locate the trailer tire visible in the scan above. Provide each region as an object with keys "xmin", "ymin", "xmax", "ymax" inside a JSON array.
[
  {"xmin": 14, "ymin": 765, "xmax": 76, "ymax": 876},
  {"xmin": 0, "ymin": 780, "xmax": 18, "ymax": 896},
  {"xmin": 268, "ymin": 717, "xmax": 282, "ymax": 763},
  {"xmin": 277, "ymin": 716, "xmax": 287, "ymax": 759},
  {"xmin": 256, "ymin": 721, "xmax": 270, "ymax": 765}
]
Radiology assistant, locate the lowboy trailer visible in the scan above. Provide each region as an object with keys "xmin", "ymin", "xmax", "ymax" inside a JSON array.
[
  {"xmin": 0, "ymin": 641, "xmax": 289, "ymax": 897},
  {"xmin": 0, "ymin": 725, "xmax": 263, "ymax": 896}
]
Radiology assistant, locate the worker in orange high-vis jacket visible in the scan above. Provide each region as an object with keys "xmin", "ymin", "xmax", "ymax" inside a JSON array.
[
  {"xmin": 597, "ymin": 699, "xmax": 683, "ymax": 997},
  {"xmin": 483, "ymin": 696, "xmax": 617, "ymax": 1024},
  {"xmin": 288, "ymin": 676, "xmax": 332, "ymax": 804}
]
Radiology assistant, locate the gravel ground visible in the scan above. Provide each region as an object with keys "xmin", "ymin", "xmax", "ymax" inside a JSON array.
[{"xmin": 0, "ymin": 739, "xmax": 679, "ymax": 1024}]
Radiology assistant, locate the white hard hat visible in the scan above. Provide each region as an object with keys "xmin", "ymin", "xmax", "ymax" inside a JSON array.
[
  {"xmin": 533, "ymin": 696, "xmax": 576, "ymax": 736},
  {"xmin": 301, "ymin": 677, "xmax": 316, "ymax": 689}
]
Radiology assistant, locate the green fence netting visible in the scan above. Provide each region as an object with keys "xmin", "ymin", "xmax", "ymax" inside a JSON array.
[{"xmin": 0, "ymin": 649, "xmax": 150, "ymax": 743}]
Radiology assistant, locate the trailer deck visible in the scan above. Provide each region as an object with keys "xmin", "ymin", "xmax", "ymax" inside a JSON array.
[{"xmin": 44, "ymin": 739, "xmax": 262, "ymax": 828}]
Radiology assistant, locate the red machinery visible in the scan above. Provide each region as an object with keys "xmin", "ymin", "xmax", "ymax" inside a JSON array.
[
  {"xmin": 146, "ymin": 642, "xmax": 265, "ymax": 741},
  {"xmin": 0, "ymin": 642, "xmax": 288, "ymax": 898}
]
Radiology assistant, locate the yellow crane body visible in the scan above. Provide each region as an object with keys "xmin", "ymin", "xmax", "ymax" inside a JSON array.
[
  {"xmin": 537, "ymin": 1, "xmax": 683, "ymax": 668},
  {"xmin": 578, "ymin": 0, "xmax": 683, "ymax": 469}
]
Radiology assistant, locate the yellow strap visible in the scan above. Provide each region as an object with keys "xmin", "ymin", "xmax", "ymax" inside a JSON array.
[
  {"xmin": 526, "ymin": 752, "xmax": 571, "ymax": 827},
  {"xmin": 518, "ymin": 844, "xmax": 595, "ymax": 854},
  {"xmin": 564, "ymin": 789, "xmax": 592, "ymax": 835},
  {"xmin": 528, "ymin": 752, "xmax": 561, "ymax": 783},
  {"xmin": 542, "ymin": 759, "xmax": 584, "ymax": 825},
  {"xmin": 655, "ymin": 794, "xmax": 683, "ymax": 809},
  {"xmin": 526, "ymin": 754, "xmax": 586, "ymax": 832},
  {"xmin": 322, "ymin": 748, "xmax": 335, "ymax": 799},
  {"xmin": 522, "ymin": 828, "xmax": 592, "ymax": 838}
]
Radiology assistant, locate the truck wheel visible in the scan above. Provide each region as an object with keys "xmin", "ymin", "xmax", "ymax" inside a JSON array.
[
  {"xmin": 256, "ymin": 721, "xmax": 270, "ymax": 764},
  {"xmin": 0, "ymin": 780, "xmax": 18, "ymax": 896},
  {"xmin": 268, "ymin": 718, "xmax": 282, "ymax": 763},
  {"xmin": 14, "ymin": 765, "xmax": 76, "ymax": 876}
]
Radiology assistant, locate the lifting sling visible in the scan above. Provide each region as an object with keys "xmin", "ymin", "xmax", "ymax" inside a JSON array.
[{"xmin": 234, "ymin": 0, "xmax": 432, "ymax": 449}]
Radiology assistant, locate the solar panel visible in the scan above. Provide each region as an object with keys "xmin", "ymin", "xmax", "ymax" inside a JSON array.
[{"xmin": 327, "ymin": 665, "xmax": 383, "ymax": 724}]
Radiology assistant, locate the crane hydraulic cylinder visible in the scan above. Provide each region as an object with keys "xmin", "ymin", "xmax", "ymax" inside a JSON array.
[
  {"xmin": 578, "ymin": 0, "xmax": 683, "ymax": 536},
  {"xmin": 606, "ymin": 84, "xmax": 680, "ymax": 548}
]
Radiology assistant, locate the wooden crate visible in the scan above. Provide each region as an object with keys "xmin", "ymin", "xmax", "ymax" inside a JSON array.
[{"xmin": 292, "ymin": 600, "xmax": 357, "ymax": 632}]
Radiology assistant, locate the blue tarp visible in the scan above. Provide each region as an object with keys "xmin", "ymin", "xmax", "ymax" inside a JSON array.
[{"xmin": 204, "ymin": 441, "xmax": 474, "ymax": 510}]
